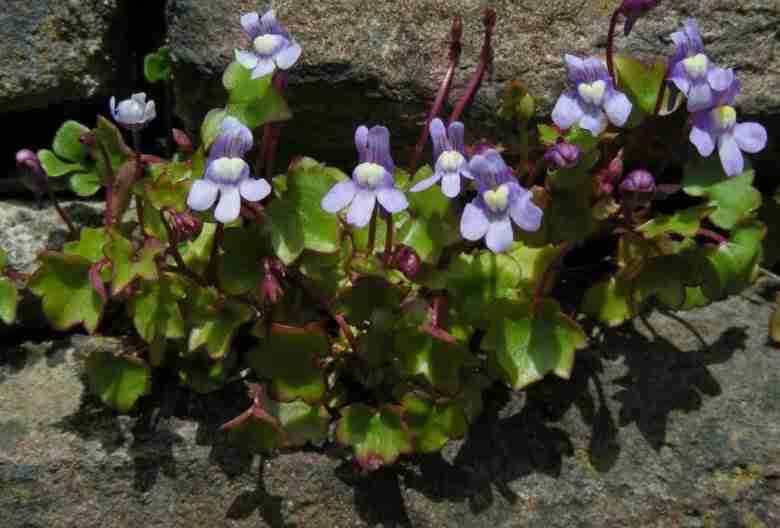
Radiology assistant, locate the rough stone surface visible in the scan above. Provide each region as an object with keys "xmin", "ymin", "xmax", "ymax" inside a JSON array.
[
  {"xmin": 2, "ymin": 280, "xmax": 780, "ymax": 527},
  {"xmin": 0, "ymin": 200, "xmax": 103, "ymax": 273},
  {"xmin": 166, "ymin": 0, "xmax": 779, "ymax": 164},
  {"xmin": 0, "ymin": 1, "xmax": 128, "ymax": 113}
]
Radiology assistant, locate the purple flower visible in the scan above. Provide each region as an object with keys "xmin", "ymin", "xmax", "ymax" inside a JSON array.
[
  {"xmin": 688, "ymin": 79, "xmax": 767, "ymax": 177},
  {"xmin": 544, "ymin": 141, "xmax": 580, "ymax": 169},
  {"xmin": 321, "ymin": 125, "xmax": 408, "ymax": 227},
  {"xmin": 667, "ymin": 19, "xmax": 734, "ymax": 113},
  {"xmin": 620, "ymin": 169, "xmax": 656, "ymax": 193},
  {"xmin": 410, "ymin": 118, "xmax": 473, "ymax": 198},
  {"xmin": 460, "ymin": 150, "xmax": 542, "ymax": 253},
  {"xmin": 109, "ymin": 93, "xmax": 156, "ymax": 130},
  {"xmin": 235, "ymin": 10, "xmax": 302, "ymax": 79},
  {"xmin": 552, "ymin": 55, "xmax": 632, "ymax": 136},
  {"xmin": 620, "ymin": 0, "xmax": 660, "ymax": 36},
  {"xmin": 186, "ymin": 117, "xmax": 271, "ymax": 223}
]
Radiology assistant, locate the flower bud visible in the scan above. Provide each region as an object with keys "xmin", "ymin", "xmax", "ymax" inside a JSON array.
[
  {"xmin": 392, "ymin": 245, "xmax": 421, "ymax": 280},
  {"xmin": 544, "ymin": 142, "xmax": 580, "ymax": 169},
  {"xmin": 620, "ymin": 169, "xmax": 656, "ymax": 194},
  {"xmin": 619, "ymin": 0, "xmax": 660, "ymax": 36},
  {"xmin": 170, "ymin": 210, "xmax": 202, "ymax": 241},
  {"xmin": 15, "ymin": 148, "xmax": 48, "ymax": 197},
  {"xmin": 172, "ymin": 128, "xmax": 194, "ymax": 154},
  {"xmin": 260, "ymin": 272, "xmax": 284, "ymax": 304}
]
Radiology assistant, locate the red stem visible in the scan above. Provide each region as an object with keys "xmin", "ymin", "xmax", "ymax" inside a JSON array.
[
  {"xmin": 383, "ymin": 214, "xmax": 394, "ymax": 265},
  {"xmin": 408, "ymin": 16, "xmax": 462, "ymax": 175},
  {"xmin": 606, "ymin": 9, "xmax": 621, "ymax": 84},
  {"xmin": 697, "ymin": 228, "xmax": 727, "ymax": 245},
  {"xmin": 448, "ymin": 9, "xmax": 496, "ymax": 125},
  {"xmin": 47, "ymin": 185, "xmax": 77, "ymax": 238}
]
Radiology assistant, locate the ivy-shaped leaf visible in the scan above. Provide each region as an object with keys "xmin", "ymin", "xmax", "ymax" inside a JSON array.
[
  {"xmin": 582, "ymin": 274, "xmax": 634, "ymax": 327},
  {"xmin": 129, "ymin": 274, "xmax": 187, "ymax": 344},
  {"xmin": 394, "ymin": 330, "xmax": 475, "ymax": 395},
  {"xmin": 188, "ymin": 286, "xmax": 254, "ymax": 359},
  {"xmin": 682, "ymin": 158, "xmax": 761, "ymax": 230},
  {"xmin": 0, "ymin": 277, "xmax": 18, "ymax": 325},
  {"xmin": 178, "ymin": 349, "xmax": 237, "ymax": 394},
  {"xmin": 223, "ymin": 61, "xmax": 292, "ymax": 128},
  {"xmin": 63, "ymin": 227, "xmax": 110, "ymax": 263},
  {"xmin": 265, "ymin": 158, "xmax": 343, "ymax": 265},
  {"xmin": 335, "ymin": 275, "xmax": 404, "ymax": 326},
  {"xmin": 144, "ymin": 46, "xmax": 172, "ymax": 83},
  {"xmin": 86, "ymin": 350, "xmax": 151, "ymax": 413},
  {"xmin": 509, "ymin": 242, "xmax": 565, "ymax": 296},
  {"xmin": 614, "ymin": 54, "xmax": 667, "ymax": 117},
  {"xmin": 219, "ymin": 225, "xmax": 271, "ymax": 295},
  {"xmin": 401, "ymin": 391, "xmax": 468, "ymax": 453},
  {"xmin": 336, "ymin": 404, "xmax": 413, "ymax": 471},
  {"xmin": 637, "ymin": 205, "xmax": 716, "ymax": 238},
  {"xmin": 634, "ymin": 253, "xmax": 703, "ymax": 309},
  {"xmin": 272, "ymin": 400, "xmax": 330, "ymax": 447},
  {"xmin": 698, "ymin": 221, "xmax": 764, "ymax": 300},
  {"xmin": 248, "ymin": 325, "xmax": 328, "ymax": 402},
  {"xmin": 103, "ymin": 232, "xmax": 163, "ymax": 295},
  {"xmin": 136, "ymin": 160, "xmax": 193, "ymax": 212},
  {"xmin": 483, "ymin": 299, "xmax": 586, "ymax": 390}
]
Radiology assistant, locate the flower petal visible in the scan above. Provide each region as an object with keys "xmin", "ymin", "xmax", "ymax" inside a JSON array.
[
  {"xmin": 214, "ymin": 186, "xmax": 242, "ymax": 223},
  {"xmin": 564, "ymin": 54, "xmax": 586, "ymax": 81},
  {"xmin": 235, "ymin": 49, "xmax": 259, "ymax": 70},
  {"xmin": 355, "ymin": 125, "xmax": 369, "ymax": 162},
  {"xmin": 409, "ymin": 173, "xmax": 441, "ymax": 193},
  {"xmin": 686, "ymin": 81, "xmax": 713, "ymax": 112},
  {"xmin": 707, "ymin": 67, "xmax": 734, "ymax": 92},
  {"xmin": 347, "ymin": 190, "xmax": 377, "ymax": 227},
  {"xmin": 690, "ymin": 124, "xmax": 715, "ymax": 157},
  {"xmin": 275, "ymin": 42, "xmax": 302, "ymax": 70},
  {"xmin": 109, "ymin": 96, "xmax": 117, "ymax": 118},
  {"xmin": 131, "ymin": 92, "xmax": 147, "ymax": 104},
  {"xmin": 485, "ymin": 217, "xmax": 514, "ymax": 253},
  {"xmin": 603, "ymin": 90, "xmax": 632, "ymax": 127},
  {"xmin": 187, "ymin": 179, "xmax": 219, "ymax": 211},
  {"xmin": 441, "ymin": 171, "xmax": 461, "ymax": 198},
  {"xmin": 321, "ymin": 179, "xmax": 358, "ymax": 212},
  {"xmin": 377, "ymin": 187, "xmax": 408, "ymax": 214},
  {"xmin": 144, "ymin": 101, "xmax": 156, "ymax": 122},
  {"xmin": 448, "ymin": 121, "xmax": 466, "ymax": 154},
  {"xmin": 429, "ymin": 118, "xmax": 447, "ymax": 160},
  {"xmin": 668, "ymin": 61, "xmax": 691, "ymax": 94},
  {"xmin": 579, "ymin": 108, "xmax": 608, "ymax": 136},
  {"xmin": 718, "ymin": 133, "xmax": 744, "ymax": 177},
  {"xmin": 251, "ymin": 58, "xmax": 276, "ymax": 79},
  {"xmin": 460, "ymin": 202, "xmax": 489, "ymax": 241},
  {"xmin": 368, "ymin": 126, "xmax": 395, "ymax": 175},
  {"xmin": 241, "ymin": 12, "xmax": 261, "ymax": 39},
  {"xmin": 509, "ymin": 192, "xmax": 543, "ymax": 232},
  {"xmin": 552, "ymin": 91, "xmax": 584, "ymax": 130},
  {"xmin": 733, "ymin": 122, "xmax": 767, "ymax": 154},
  {"xmin": 239, "ymin": 178, "xmax": 271, "ymax": 202}
]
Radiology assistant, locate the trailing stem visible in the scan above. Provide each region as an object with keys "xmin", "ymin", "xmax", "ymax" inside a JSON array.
[
  {"xmin": 448, "ymin": 9, "xmax": 496, "ymax": 125},
  {"xmin": 606, "ymin": 8, "xmax": 621, "ymax": 83},
  {"xmin": 383, "ymin": 214, "xmax": 394, "ymax": 265},
  {"xmin": 408, "ymin": 16, "xmax": 462, "ymax": 175}
]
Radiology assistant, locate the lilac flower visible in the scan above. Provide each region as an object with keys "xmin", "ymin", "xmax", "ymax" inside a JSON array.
[
  {"xmin": 321, "ymin": 125, "xmax": 408, "ymax": 227},
  {"xmin": 186, "ymin": 117, "xmax": 271, "ymax": 223},
  {"xmin": 235, "ymin": 10, "xmax": 302, "ymax": 79},
  {"xmin": 667, "ymin": 19, "xmax": 734, "ymax": 112},
  {"xmin": 109, "ymin": 93, "xmax": 156, "ymax": 130},
  {"xmin": 620, "ymin": 169, "xmax": 656, "ymax": 193},
  {"xmin": 410, "ymin": 118, "xmax": 472, "ymax": 198},
  {"xmin": 619, "ymin": 0, "xmax": 660, "ymax": 36},
  {"xmin": 552, "ymin": 55, "xmax": 632, "ymax": 136},
  {"xmin": 460, "ymin": 150, "xmax": 542, "ymax": 253},
  {"xmin": 544, "ymin": 141, "xmax": 580, "ymax": 169},
  {"xmin": 688, "ymin": 79, "xmax": 767, "ymax": 177}
]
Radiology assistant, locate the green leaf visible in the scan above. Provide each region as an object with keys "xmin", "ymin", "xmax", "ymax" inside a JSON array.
[
  {"xmin": 563, "ymin": 126, "xmax": 600, "ymax": 153},
  {"xmin": 336, "ymin": 404, "xmax": 413, "ymax": 470},
  {"xmin": 759, "ymin": 186, "xmax": 780, "ymax": 268},
  {"xmin": 129, "ymin": 274, "xmax": 187, "ymax": 344},
  {"xmin": 634, "ymin": 254, "xmax": 703, "ymax": 309},
  {"xmin": 265, "ymin": 158, "xmax": 342, "ymax": 265},
  {"xmin": 92, "ymin": 115, "xmax": 132, "ymax": 172},
  {"xmin": 37, "ymin": 149, "xmax": 83, "ymax": 177},
  {"xmin": 682, "ymin": 157, "xmax": 761, "ymax": 229},
  {"xmin": 401, "ymin": 391, "xmax": 468, "ymax": 453},
  {"xmin": 103, "ymin": 234, "xmax": 163, "ymax": 295},
  {"xmin": 0, "ymin": 277, "xmax": 19, "ymax": 325},
  {"xmin": 86, "ymin": 350, "xmax": 151, "ymax": 413},
  {"xmin": 223, "ymin": 61, "xmax": 292, "ymax": 128},
  {"xmin": 509, "ymin": 242, "xmax": 565, "ymax": 296},
  {"xmin": 637, "ymin": 205, "xmax": 716, "ymax": 238},
  {"xmin": 483, "ymin": 299, "xmax": 586, "ymax": 390},
  {"xmin": 298, "ymin": 249, "xmax": 349, "ymax": 299},
  {"xmin": 582, "ymin": 275, "xmax": 634, "ymax": 327},
  {"xmin": 219, "ymin": 225, "xmax": 270, "ymax": 295},
  {"xmin": 614, "ymin": 54, "xmax": 667, "ymax": 116},
  {"xmin": 0, "ymin": 248, "xmax": 6, "ymax": 271},
  {"xmin": 69, "ymin": 169, "xmax": 102, "ymax": 197},
  {"xmin": 137, "ymin": 160, "xmax": 192, "ymax": 212},
  {"xmin": 178, "ymin": 351, "xmax": 236, "ymax": 394},
  {"xmin": 271, "ymin": 400, "xmax": 330, "ymax": 447},
  {"xmin": 394, "ymin": 330, "xmax": 474, "ymax": 394},
  {"xmin": 200, "ymin": 109, "xmax": 227, "ymax": 150},
  {"xmin": 248, "ymin": 326, "xmax": 328, "ymax": 402},
  {"xmin": 335, "ymin": 276, "xmax": 404, "ymax": 326},
  {"xmin": 546, "ymin": 188, "xmax": 595, "ymax": 244},
  {"xmin": 28, "ymin": 252, "xmax": 105, "ymax": 333},
  {"xmin": 182, "ymin": 222, "xmax": 216, "ymax": 274},
  {"xmin": 63, "ymin": 227, "xmax": 110, "ymax": 263},
  {"xmin": 537, "ymin": 124, "xmax": 560, "ymax": 146},
  {"xmin": 144, "ymin": 46, "xmax": 172, "ymax": 83},
  {"xmin": 699, "ymin": 221, "xmax": 764, "ymax": 300},
  {"xmin": 188, "ymin": 287, "xmax": 254, "ymax": 359},
  {"xmin": 53, "ymin": 120, "xmax": 90, "ymax": 163}
]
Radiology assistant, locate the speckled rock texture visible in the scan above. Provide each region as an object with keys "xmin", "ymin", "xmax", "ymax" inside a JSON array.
[
  {"xmin": 166, "ymin": 0, "xmax": 779, "ymax": 164},
  {"xmin": 0, "ymin": 0, "xmax": 128, "ymax": 113},
  {"xmin": 2, "ymin": 280, "xmax": 779, "ymax": 527}
]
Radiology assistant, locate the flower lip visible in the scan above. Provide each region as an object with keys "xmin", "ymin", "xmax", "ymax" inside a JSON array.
[
  {"xmin": 110, "ymin": 93, "xmax": 156, "ymax": 129},
  {"xmin": 211, "ymin": 157, "xmax": 248, "ymax": 184},
  {"xmin": 712, "ymin": 105, "xmax": 737, "ymax": 131},
  {"xmin": 682, "ymin": 53, "xmax": 708, "ymax": 79},
  {"xmin": 577, "ymin": 80, "xmax": 606, "ymax": 106},
  {"xmin": 483, "ymin": 184, "xmax": 510, "ymax": 213},
  {"xmin": 253, "ymin": 34, "xmax": 285, "ymax": 56},
  {"xmin": 354, "ymin": 162, "xmax": 386, "ymax": 188},
  {"xmin": 438, "ymin": 150, "xmax": 466, "ymax": 172}
]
